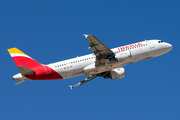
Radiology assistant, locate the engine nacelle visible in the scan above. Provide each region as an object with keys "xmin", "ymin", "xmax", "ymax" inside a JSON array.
[{"xmin": 104, "ymin": 68, "xmax": 125, "ymax": 79}]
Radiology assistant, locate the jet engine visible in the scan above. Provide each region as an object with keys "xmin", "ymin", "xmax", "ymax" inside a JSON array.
[{"xmin": 104, "ymin": 68, "xmax": 125, "ymax": 79}]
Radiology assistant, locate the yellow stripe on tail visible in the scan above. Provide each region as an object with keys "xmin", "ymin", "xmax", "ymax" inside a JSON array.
[{"xmin": 7, "ymin": 47, "xmax": 27, "ymax": 56}]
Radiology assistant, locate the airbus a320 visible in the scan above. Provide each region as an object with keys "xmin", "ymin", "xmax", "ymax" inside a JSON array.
[{"xmin": 8, "ymin": 34, "xmax": 172, "ymax": 89}]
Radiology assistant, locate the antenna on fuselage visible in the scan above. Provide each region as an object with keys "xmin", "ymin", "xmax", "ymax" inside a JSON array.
[{"xmin": 145, "ymin": 39, "xmax": 148, "ymax": 43}]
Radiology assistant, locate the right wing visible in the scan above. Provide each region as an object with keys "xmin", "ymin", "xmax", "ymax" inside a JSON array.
[{"xmin": 84, "ymin": 34, "xmax": 116, "ymax": 66}]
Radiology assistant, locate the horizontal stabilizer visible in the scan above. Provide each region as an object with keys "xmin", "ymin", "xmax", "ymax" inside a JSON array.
[
  {"xmin": 14, "ymin": 80, "xmax": 24, "ymax": 85},
  {"xmin": 18, "ymin": 65, "xmax": 35, "ymax": 75}
]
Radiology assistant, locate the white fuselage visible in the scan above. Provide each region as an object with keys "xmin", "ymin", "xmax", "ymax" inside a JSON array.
[{"xmin": 47, "ymin": 40, "xmax": 172, "ymax": 79}]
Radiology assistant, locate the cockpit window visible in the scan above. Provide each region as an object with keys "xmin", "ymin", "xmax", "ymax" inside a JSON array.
[{"xmin": 158, "ymin": 41, "xmax": 163, "ymax": 43}]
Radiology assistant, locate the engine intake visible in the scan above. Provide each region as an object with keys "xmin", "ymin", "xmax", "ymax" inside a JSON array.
[{"xmin": 104, "ymin": 68, "xmax": 125, "ymax": 79}]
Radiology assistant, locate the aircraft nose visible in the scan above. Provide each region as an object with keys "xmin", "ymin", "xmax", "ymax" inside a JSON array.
[
  {"xmin": 164, "ymin": 43, "xmax": 172, "ymax": 52},
  {"xmin": 167, "ymin": 43, "xmax": 172, "ymax": 50}
]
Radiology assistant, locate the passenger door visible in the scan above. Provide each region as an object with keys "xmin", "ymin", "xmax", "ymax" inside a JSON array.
[{"xmin": 149, "ymin": 41, "xmax": 155, "ymax": 49}]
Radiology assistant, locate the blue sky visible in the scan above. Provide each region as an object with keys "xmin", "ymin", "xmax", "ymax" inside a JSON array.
[{"xmin": 0, "ymin": 0, "xmax": 180, "ymax": 120}]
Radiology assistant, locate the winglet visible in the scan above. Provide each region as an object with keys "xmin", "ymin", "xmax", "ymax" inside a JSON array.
[
  {"xmin": 69, "ymin": 85, "xmax": 73, "ymax": 90},
  {"xmin": 83, "ymin": 34, "xmax": 89, "ymax": 38}
]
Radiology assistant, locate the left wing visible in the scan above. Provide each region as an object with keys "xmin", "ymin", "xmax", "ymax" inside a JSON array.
[
  {"xmin": 69, "ymin": 72, "xmax": 110, "ymax": 89},
  {"xmin": 84, "ymin": 34, "xmax": 116, "ymax": 65},
  {"xmin": 69, "ymin": 74, "xmax": 98, "ymax": 89}
]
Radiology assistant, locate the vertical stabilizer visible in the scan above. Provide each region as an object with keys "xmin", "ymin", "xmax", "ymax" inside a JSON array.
[{"xmin": 7, "ymin": 48, "xmax": 42, "ymax": 69}]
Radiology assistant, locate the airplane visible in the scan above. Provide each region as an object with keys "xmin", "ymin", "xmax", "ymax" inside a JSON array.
[{"xmin": 7, "ymin": 34, "xmax": 172, "ymax": 89}]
